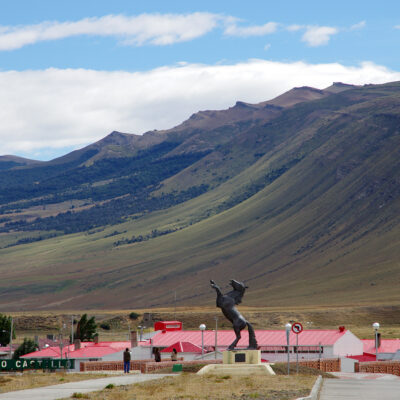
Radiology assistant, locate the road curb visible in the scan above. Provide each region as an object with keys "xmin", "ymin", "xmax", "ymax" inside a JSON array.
[{"xmin": 296, "ymin": 375, "xmax": 322, "ymax": 400}]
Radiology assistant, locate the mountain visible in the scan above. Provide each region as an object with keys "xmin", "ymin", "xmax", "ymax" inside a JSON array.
[
  {"xmin": 0, "ymin": 81, "xmax": 399, "ymax": 311},
  {"xmin": 0, "ymin": 155, "xmax": 42, "ymax": 170}
]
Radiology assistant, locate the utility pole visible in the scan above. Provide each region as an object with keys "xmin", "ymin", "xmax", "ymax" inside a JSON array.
[
  {"xmin": 71, "ymin": 316, "xmax": 74, "ymax": 345},
  {"xmin": 214, "ymin": 316, "xmax": 218, "ymax": 359},
  {"xmin": 174, "ymin": 291, "xmax": 177, "ymax": 320},
  {"xmin": 9, "ymin": 317, "xmax": 13, "ymax": 359}
]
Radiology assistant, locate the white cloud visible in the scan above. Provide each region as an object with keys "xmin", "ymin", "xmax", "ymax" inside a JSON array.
[
  {"xmin": 1, "ymin": 60, "xmax": 399, "ymax": 157},
  {"xmin": 224, "ymin": 22, "xmax": 278, "ymax": 37},
  {"xmin": 302, "ymin": 25, "xmax": 338, "ymax": 46},
  {"xmin": 264, "ymin": 43, "xmax": 271, "ymax": 51},
  {"xmin": 394, "ymin": 25, "xmax": 400, "ymax": 29},
  {"xmin": 0, "ymin": 13, "xmax": 221, "ymax": 50},
  {"xmin": 287, "ymin": 24, "xmax": 304, "ymax": 32},
  {"xmin": 350, "ymin": 21, "xmax": 366, "ymax": 30}
]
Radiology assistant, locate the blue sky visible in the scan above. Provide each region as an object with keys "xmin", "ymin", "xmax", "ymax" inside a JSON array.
[{"xmin": 1, "ymin": 0, "xmax": 400, "ymax": 160}]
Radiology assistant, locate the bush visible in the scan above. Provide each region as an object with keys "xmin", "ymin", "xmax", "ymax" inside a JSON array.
[
  {"xmin": 100, "ymin": 323, "xmax": 111, "ymax": 330},
  {"xmin": 105, "ymin": 383, "xmax": 115, "ymax": 389},
  {"xmin": 129, "ymin": 312, "xmax": 140, "ymax": 320},
  {"xmin": 71, "ymin": 393, "xmax": 89, "ymax": 399}
]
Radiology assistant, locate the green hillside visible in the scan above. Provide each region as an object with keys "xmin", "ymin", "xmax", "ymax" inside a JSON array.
[{"xmin": 0, "ymin": 81, "xmax": 400, "ymax": 310}]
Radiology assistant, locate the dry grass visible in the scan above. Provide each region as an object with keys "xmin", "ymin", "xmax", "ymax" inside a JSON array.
[
  {"xmin": 62, "ymin": 373, "xmax": 315, "ymax": 400},
  {"xmin": 0, "ymin": 372, "xmax": 107, "ymax": 394}
]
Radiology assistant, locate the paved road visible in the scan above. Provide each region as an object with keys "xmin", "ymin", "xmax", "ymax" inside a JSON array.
[
  {"xmin": 0, "ymin": 373, "xmax": 174, "ymax": 400},
  {"xmin": 320, "ymin": 373, "xmax": 400, "ymax": 399}
]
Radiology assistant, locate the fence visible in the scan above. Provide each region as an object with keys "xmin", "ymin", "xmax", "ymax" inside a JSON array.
[
  {"xmin": 359, "ymin": 361, "xmax": 400, "ymax": 376},
  {"xmin": 291, "ymin": 358, "xmax": 341, "ymax": 372},
  {"xmin": 80, "ymin": 359, "xmax": 222, "ymax": 373}
]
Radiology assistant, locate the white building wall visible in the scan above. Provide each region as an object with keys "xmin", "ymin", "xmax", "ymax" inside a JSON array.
[
  {"xmin": 103, "ymin": 350, "xmax": 125, "ymax": 362},
  {"xmin": 131, "ymin": 346, "xmax": 153, "ymax": 360},
  {"xmin": 333, "ymin": 331, "xmax": 363, "ymax": 357},
  {"xmin": 261, "ymin": 346, "xmax": 333, "ymax": 363},
  {"xmin": 341, "ymin": 357, "xmax": 357, "ymax": 372},
  {"xmin": 102, "ymin": 347, "xmax": 153, "ymax": 361}
]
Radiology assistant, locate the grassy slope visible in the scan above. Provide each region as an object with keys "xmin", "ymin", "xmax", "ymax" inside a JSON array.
[{"xmin": 1, "ymin": 83, "xmax": 400, "ymax": 310}]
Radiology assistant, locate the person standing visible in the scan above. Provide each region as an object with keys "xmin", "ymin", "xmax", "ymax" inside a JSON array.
[
  {"xmin": 154, "ymin": 347, "xmax": 161, "ymax": 362},
  {"xmin": 123, "ymin": 347, "xmax": 131, "ymax": 373},
  {"xmin": 171, "ymin": 348, "xmax": 178, "ymax": 361}
]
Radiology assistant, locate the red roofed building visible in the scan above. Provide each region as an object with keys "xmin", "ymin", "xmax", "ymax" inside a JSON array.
[
  {"xmin": 160, "ymin": 341, "xmax": 202, "ymax": 354},
  {"xmin": 148, "ymin": 327, "xmax": 363, "ymax": 362},
  {"xmin": 160, "ymin": 341, "xmax": 203, "ymax": 361},
  {"xmin": 22, "ymin": 340, "xmax": 133, "ymax": 371},
  {"xmin": 361, "ymin": 339, "xmax": 400, "ymax": 361},
  {"xmin": 154, "ymin": 321, "xmax": 182, "ymax": 331}
]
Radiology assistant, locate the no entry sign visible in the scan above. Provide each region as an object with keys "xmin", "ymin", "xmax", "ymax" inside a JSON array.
[{"xmin": 291, "ymin": 322, "xmax": 303, "ymax": 334}]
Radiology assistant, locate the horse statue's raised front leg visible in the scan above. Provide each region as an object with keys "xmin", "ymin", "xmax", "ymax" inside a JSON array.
[{"xmin": 210, "ymin": 280, "xmax": 222, "ymax": 296}]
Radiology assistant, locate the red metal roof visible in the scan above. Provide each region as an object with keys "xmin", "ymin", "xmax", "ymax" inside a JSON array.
[
  {"xmin": 22, "ymin": 341, "xmax": 130, "ymax": 359},
  {"xmin": 149, "ymin": 329, "xmax": 347, "ymax": 348},
  {"xmin": 160, "ymin": 341, "xmax": 203, "ymax": 353},
  {"xmin": 362, "ymin": 339, "xmax": 400, "ymax": 354},
  {"xmin": 348, "ymin": 353, "xmax": 376, "ymax": 362}
]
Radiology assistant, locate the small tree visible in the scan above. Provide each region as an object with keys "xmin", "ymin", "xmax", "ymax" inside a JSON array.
[
  {"xmin": 129, "ymin": 312, "xmax": 140, "ymax": 320},
  {"xmin": 0, "ymin": 314, "xmax": 15, "ymax": 346},
  {"xmin": 75, "ymin": 314, "xmax": 97, "ymax": 341},
  {"xmin": 13, "ymin": 338, "xmax": 37, "ymax": 359}
]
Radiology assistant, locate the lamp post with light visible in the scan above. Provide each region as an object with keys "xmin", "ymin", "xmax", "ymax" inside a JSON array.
[
  {"xmin": 199, "ymin": 324, "xmax": 206, "ymax": 356},
  {"xmin": 373, "ymin": 322, "xmax": 380, "ymax": 360},
  {"xmin": 214, "ymin": 316, "xmax": 218, "ymax": 359},
  {"xmin": 285, "ymin": 323, "xmax": 292, "ymax": 375}
]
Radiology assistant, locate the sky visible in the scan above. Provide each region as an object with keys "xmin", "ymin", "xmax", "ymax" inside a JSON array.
[{"xmin": 1, "ymin": 0, "xmax": 400, "ymax": 160}]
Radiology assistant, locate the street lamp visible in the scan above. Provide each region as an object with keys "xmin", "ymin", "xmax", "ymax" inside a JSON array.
[
  {"xmin": 199, "ymin": 324, "xmax": 206, "ymax": 356},
  {"xmin": 138, "ymin": 325, "xmax": 143, "ymax": 341},
  {"xmin": 373, "ymin": 322, "xmax": 380, "ymax": 360},
  {"xmin": 285, "ymin": 323, "xmax": 292, "ymax": 375}
]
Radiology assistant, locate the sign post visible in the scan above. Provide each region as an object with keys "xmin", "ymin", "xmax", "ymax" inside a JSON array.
[
  {"xmin": 285, "ymin": 323, "xmax": 292, "ymax": 375},
  {"xmin": 0, "ymin": 359, "xmax": 74, "ymax": 372},
  {"xmin": 291, "ymin": 322, "xmax": 303, "ymax": 374}
]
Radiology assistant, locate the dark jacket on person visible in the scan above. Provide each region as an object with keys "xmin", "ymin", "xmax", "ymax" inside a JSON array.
[{"xmin": 123, "ymin": 349, "xmax": 131, "ymax": 362}]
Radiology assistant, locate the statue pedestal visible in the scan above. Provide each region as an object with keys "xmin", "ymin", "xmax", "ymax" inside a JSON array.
[
  {"xmin": 197, "ymin": 350, "xmax": 275, "ymax": 376},
  {"xmin": 223, "ymin": 349, "xmax": 261, "ymax": 364}
]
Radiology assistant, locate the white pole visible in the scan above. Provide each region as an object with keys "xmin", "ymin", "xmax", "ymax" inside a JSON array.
[
  {"xmin": 199, "ymin": 324, "xmax": 206, "ymax": 357},
  {"xmin": 285, "ymin": 323, "xmax": 291, "ymax": 376},
  {"xmin": 202, "ymin": 330, "xmax": 204, "ymax": 356}
]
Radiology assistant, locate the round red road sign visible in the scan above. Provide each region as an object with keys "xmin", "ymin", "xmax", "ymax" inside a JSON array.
[{"xmin": 291, "ymin": 322, "xmax": 303, "ymax": 334}]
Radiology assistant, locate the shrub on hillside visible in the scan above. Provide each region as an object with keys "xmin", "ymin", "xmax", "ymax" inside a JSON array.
[{"xmin": 129, "ymin": 312, "xmax": 140, "ymax": 320}]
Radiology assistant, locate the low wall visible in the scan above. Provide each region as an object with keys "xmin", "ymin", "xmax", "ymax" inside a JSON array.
[
  {"xmin": 291, "ymin": 358, "xmax": 341, "ymax": 372},
  {"xmin": 80, "ymin": 360, "xmax": 152, "ymax": 372},
  {"xmin": 359, "ymin": 361, "xmax": 400, "ymax": 376},
  {"xmin": 143, "ymin": 359, "xmax": 222, "ymax": 373},
  {"xmin": 80, "ymin": 359, "xmax": 221, "ymax": 373}
]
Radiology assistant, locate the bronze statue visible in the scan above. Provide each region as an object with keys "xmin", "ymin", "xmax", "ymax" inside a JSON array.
[{"xmin": 210, "ymin": 279, "xmax": 258, "ymax": 350}]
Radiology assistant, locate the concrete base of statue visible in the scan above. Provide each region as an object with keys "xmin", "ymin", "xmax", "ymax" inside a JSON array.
[{"xmin": 197, "ymin": 350, "xmax": 275, "ymax": 376}]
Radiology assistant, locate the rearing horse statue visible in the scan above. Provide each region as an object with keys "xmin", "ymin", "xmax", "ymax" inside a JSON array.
[{"xmin": 210, "ymin": 279, "xmax": 258, "ymax": 350}]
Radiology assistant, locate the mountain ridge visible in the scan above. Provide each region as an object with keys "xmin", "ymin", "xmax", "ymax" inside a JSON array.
[{"xmin": 0, "ymin": 81, "xmax": 399, "ymax": 310}]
